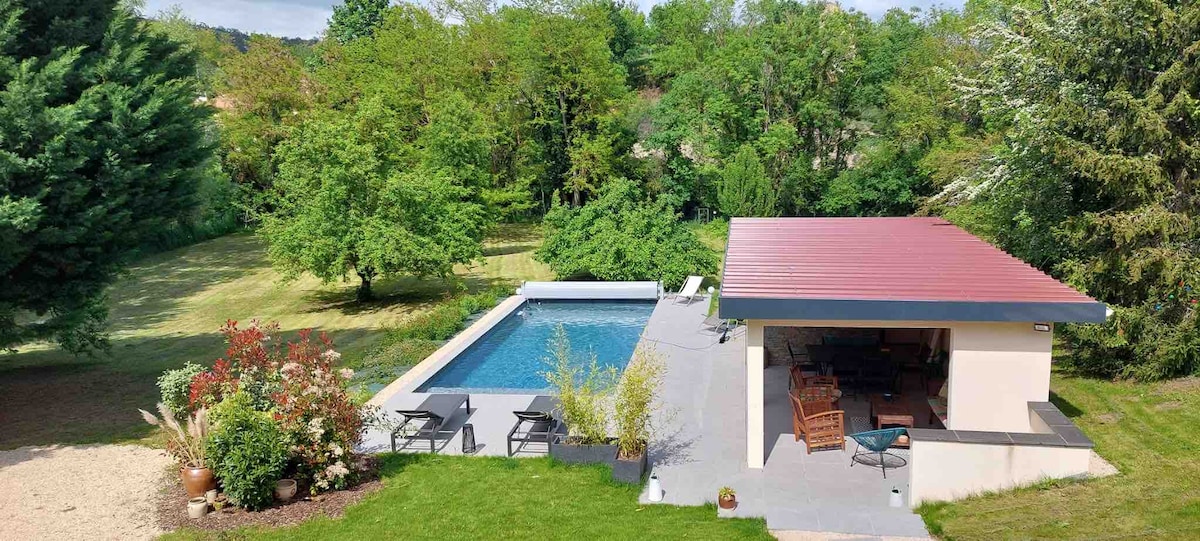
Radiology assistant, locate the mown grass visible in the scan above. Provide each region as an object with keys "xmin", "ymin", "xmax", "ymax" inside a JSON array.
[
  {"xmin": 918, "ymin": 374, "xmax": 1200, "ymax": 540},
  {"xmin": 0, "ymin": 224, "xmax": 552, "ymax": 449},
  {"xmin": 164, "ymin": 455, "xmax": 772, "ymax": 541}
]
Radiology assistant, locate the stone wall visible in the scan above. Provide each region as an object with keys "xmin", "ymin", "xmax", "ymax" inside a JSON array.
[{"xmin": 763, "ymin": 326, "xmax": 933, "ymax": 366}]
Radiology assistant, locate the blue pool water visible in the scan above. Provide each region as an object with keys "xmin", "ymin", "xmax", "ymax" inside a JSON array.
[{"xmin": 417, "ymin": 300, "xmax": 656, "ymax": 394}]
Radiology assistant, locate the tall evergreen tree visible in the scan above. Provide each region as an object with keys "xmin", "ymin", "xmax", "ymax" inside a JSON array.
[{"xmin": 0, "ymin": 0, "xmax": 212, "ymax": 351}]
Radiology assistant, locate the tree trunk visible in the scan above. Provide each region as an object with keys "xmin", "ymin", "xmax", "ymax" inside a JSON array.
[{"xmin": 356, "ymin": 267, "xmax": 374, "ymax": 302}]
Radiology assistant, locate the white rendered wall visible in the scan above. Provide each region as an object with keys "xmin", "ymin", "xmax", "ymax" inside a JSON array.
[
  {"xmin": 946, "ymin": 322, "xmax": 1052, "ymax": 432},
  {"xmin": 908, "ymin": 439, "xmax": 1090, "ymax": 505},
  {"xmin": 746, "ymin": 320, "xmax": 766, "ymax": 468}
]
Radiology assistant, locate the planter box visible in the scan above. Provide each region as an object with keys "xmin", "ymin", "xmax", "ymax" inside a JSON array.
[
  {"xmin": 549, "ymin": 441, "xmax": 617, "ymax": 466},
  {"xmin": 611, "ymin": 451, "xmax": 647, "ymax": 484}
]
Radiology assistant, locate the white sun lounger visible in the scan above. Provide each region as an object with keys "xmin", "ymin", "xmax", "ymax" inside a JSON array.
[{"xmin": 674, "ymin": 275, "xmax": 704, "ymax": 304}]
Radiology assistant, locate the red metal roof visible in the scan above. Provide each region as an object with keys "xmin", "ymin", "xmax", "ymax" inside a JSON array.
[{"xmin": 719, "ymin": 217, "xmax": 1106, "ymax": 322}]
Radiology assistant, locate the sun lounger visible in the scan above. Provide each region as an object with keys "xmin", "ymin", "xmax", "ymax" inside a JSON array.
[
  {"xmin": 507, "ymin": 395, "xmax": 561, "ymax": 456},
  {"xmin": 674, "ymin": 276, "xmax": 704, "ymax": 304},
  {"xmin": 701, "ymin": 314, "xmax": 729, "ymax": 333},
  {"xmin": 392, "ymin": 393, "xmax": 471, "ymax": 453}
]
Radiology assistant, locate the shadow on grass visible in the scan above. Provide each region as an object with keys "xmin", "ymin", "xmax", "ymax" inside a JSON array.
[
  {"xmin": 482, "ymin": 243, "xmax": 538, "ymax": 257},
  {"xmin": 1050, "ymin": 390, "xmax": 1085, "ymax": 418},
  {"xmin": 485, "ymin": 223, "xmax": 541, "ymax": 244},
  {"xmin": 300, "ymin": 276, "xmax": 512, "ymax": 317},
  {"xmin": 0, "ymin": 323, "xmax": 390, "ymax": 451},
  {"xmin": 106, "ymin": 234, "xmax": 268, "ymax": 333}
]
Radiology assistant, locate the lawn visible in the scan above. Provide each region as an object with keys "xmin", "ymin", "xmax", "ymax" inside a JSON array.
[
  {"xmin": 918, "ymin": 374, "xmax": 1200, "ymax": 540},
  {"xmin": 164, "ymin": 455, "xmax": 772, "ymax": 540},
  {"xmin": 0, "ymin": 224, "xmax": 552, "ymax": 449}
]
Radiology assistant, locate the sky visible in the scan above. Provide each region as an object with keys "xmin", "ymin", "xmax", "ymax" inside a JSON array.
[{"xmin": 142, "ymin": 0, "xmax": 966, "ymax": 39}]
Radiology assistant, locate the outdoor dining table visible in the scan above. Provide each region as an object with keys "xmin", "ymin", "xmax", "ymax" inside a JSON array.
[{"xmin": 805, "ymin": 344, "xmax": 896, "ymax": 395}]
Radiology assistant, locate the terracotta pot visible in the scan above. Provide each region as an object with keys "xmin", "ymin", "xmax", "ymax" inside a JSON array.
[
  {"xmin": 180, "ymin": 467, "xmax": 216, "ymax": 498},
  {"xmin": 275, "ymin": 479, "xmax": 297, "ymax": 501},
  {"xmin": 718, "ymin": 494, "xmax": 737, "ymax": 510}
]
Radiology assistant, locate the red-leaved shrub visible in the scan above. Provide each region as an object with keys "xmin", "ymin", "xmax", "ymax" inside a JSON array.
[{"xmin": 185, "ymin": 320, "xmax": 366, "ymax": 493}]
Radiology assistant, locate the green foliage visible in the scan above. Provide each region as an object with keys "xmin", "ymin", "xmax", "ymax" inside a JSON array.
[
  {"xmin": 717, "ymin": 145, "xmax": 776, "ymax": 217},
  {"xmin": 328, "ymin": 0, "xmax": 390, "ymax": 44},
  {"xmin": 942, "ymin": 0, "xmax": 1200, "ymax": 380},
  {"xmin": 157, "ymin": 362, "xmax": 207, "ymax": 418},
  {"xmin": 260, "ymin": 103, "xmax": 487, "ymax": 300},
  {"xmin": 353, "ymin": 288, "xmax": 505, "ymax": 387},
  {"xmin": 0, "ymin": 0, "xmax": 213, "ymax": 351},
  {"xmin": 145, "ymin": 5, "xmax": 238, "ymax": 94},
  {"xmin": 542, "ymin": 326, "xmax": 616, "ymax": 446},
  {"xmin": 614, "ymin": 346, "xmax": 664, "ymax": 459},
  {"xmin": 537, "ymin": 179, "xmax": 718, "ymax": 289},
  {"xmin": 215, "ymin": 35, "xmax": 314, "ymax": 215},
  {"xmin": 207, "ymin": 392, "xmax": 290, "ymax": 510}
]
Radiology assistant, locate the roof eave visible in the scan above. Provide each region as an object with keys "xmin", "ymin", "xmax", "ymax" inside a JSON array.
[{"xmin": 718, "ymin": 296, "xmax": 1109, "ymax": 324}]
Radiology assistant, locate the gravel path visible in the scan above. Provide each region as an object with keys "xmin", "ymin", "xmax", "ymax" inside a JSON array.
[{"xmin": 0, "ymin": 444, "xmax": 171, "ymax": 540}]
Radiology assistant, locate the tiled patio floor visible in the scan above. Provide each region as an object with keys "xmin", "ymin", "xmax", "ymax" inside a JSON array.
[{"xmin": 640, "ymin": 299, "xmax": 929, "ymax": 539}]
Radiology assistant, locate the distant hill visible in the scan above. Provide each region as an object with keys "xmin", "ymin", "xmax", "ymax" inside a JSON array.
[{"xmin": 201, "ymin": 23, "xmax": 318, "ymax": 52}]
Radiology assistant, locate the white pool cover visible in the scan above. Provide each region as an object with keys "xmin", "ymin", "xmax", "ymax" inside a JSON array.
[{"xmin": 519, "ymin": 280, "xmax": 662, "ymax": 300}]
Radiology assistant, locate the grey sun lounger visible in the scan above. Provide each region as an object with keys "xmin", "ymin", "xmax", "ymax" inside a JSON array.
[
  {"xmin": 392, "ymin": 393, "xmax": 471, "ymax": 453},
  {"xmin": 507, "ymin": 395, "xmax": 561, "ymax": 456}
]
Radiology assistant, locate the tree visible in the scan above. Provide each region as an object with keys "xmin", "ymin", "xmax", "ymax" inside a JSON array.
[
  {"xmin": 948, "ymin": 0, "xmax": 1200, "ymax": 379},
  {"xmin": 537, "ymin": 178, "xmax": 718, "ymax": 289},
  {"xmin": 328, "ymin": 0, "xmax": 391, "ymax": 44},
  {"xmin": 260, "ymin": 104, "xmax": 487, "ymax": 301},
  {"xmin": 718, "ymin": 145, "xmax": 776, "ymax": 217},
  {"xmin": 216, "ymin": 35, "xmax": 314, "ymax": 215},
  {"xmin": 0, "ymin": 0, "xmax": 212, "ymax": 351},
  {"xmin": 146, "ymin": 5, "xmax": 238, "ymax": 95}
]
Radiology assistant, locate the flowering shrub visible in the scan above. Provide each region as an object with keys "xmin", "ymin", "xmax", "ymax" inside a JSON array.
[
  {"xmin": 273, "ymin": 329, "xmax": 363, "ymax": 492},
  {"xmin": 164, "ymin": 320, "xmax": 367, "ymax": 503}
]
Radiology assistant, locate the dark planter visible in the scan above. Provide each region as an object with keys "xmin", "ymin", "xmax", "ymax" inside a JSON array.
[
  {"xmin": 611, "ymin": 451, "xmax": 647, "ymax": 484},
  {"xmin": 549, "ymin": 440, "xmax": 617, "ymax": 466}
]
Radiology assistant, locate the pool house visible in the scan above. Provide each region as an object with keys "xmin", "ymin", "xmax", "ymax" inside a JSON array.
[{"xmin": 720, "ymin": 217, "xmax": 1105, "ymax": 505}]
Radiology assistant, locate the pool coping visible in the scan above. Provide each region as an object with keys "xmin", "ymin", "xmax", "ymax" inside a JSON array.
[{"xmin": 367, "ymin": 295, "xmax": 526, "ymax": 407}]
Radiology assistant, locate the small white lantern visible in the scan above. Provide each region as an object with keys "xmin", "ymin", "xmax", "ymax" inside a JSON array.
[
  {"xmin": 647, "ymin": 473, "xmax": 664, "ymax": 502},
  {"xmin": 707, "ymin": 286, "xmax": 715, "ymax": 295},
  {"xmin": 889, "ymin": 487, "xmax": 904, "ymax": 508}
]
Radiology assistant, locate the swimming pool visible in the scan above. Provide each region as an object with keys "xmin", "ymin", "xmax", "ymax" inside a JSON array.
[{"xmin": 416, "ymin": 300, "xmax": 656, "ymax": 394}]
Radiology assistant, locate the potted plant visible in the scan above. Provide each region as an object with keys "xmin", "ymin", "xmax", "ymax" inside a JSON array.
[
  {"xmin": 718, "ymin": 487, "xmax": 737, "ymax": 510},
  {"xmin": 611, "ymin": 347, "xmax": 664, "ymax": 484},
  {"xmin": 140, "ymin": 402, "xmax": 215, "ymax": 497},
  {"xmin": 543, "ymin": 327, "xmax": 619, "ymax": 465}
]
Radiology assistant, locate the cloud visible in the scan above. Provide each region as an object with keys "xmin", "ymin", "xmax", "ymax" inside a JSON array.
[{"xmin": 143, "ymin": 0, "xmax": 338, "ymax": 39}]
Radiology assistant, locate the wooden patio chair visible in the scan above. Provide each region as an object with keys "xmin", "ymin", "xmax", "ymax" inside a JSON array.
[
  {"xmin": 789, "ymin": 390, "xmax": 846, "ymax": 454},
  {"xmin": 787, "ymin": 343, "xmax": 820, "ymax": 378},
  {"xmin": 801, "ymin": 375, "xmax": 840, "ymax": 391},
  {"xmin": 795, "ymin": 382, "xmax": 842, "ymax": 409}
]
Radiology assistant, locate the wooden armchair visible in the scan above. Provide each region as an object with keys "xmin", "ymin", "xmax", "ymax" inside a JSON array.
[
  {"xmin": 801, "ymin": 375, "xmax": 839, "ymax": 389},
  {"xmin": 794, "ymin": 374, "xmax": 842, "ymax": 408},
  {"xmin": 789, "ymin": 390, "xmax": 846, "ymax": 454}
]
